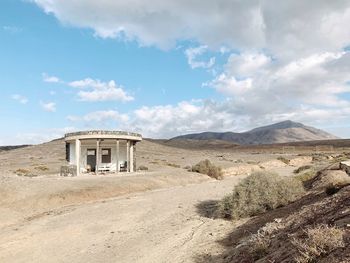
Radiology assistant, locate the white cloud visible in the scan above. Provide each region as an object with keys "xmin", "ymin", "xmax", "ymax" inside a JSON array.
[
  {"xmin": 185, "ymin": 45, "xmax": 215, "ymax": 69},
  {"xmin": 31, "ymin": 0, "xmax": 350, "ymax": 57},
  {"xmin": 67, "ymin": 110, "xmax": 129, "ymax": 124},
  {"xmin": 69, "ymin": 78, "xmax": 134, "ymax": 102},
  {"xmin": 7, "ymin": 127, "xmax": 76, "ymax": 146},
  {"xmin": 11, "ymin": 94, "xmax": 28, "ymax": 104},
  {"xmin": 42, "ymin": 73, "xmax": 61, "ymax": 83},
  {"xmin": 29, "ymin": 0, "xmax": 350, "ymax": 138},
  {"xmin": 206, "ymin": 74, "xmax": 253, "ymax": 96},
  {"xmin": 225, "ymin": 52, "xmax": 272, "ymax": 77},
  {"xmin": 209, "ymin": 51, "xmax": 350, "ymax": 111},
  {"xmin": 40, "ymin": 101, "xmax": 56, "ymax": 112}
]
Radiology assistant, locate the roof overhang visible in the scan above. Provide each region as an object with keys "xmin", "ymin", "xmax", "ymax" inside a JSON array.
[{"xmin": 65, "ymin": 130, "xmax": 142, "ymax": 142}]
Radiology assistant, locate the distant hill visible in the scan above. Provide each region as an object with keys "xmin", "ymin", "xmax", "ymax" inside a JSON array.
[
  {"xmin": 171, "ymin": 120, "xmax": 339, "ymax": 145},
  {"xmin": 0, "ymin": 145, "xmax": 30, "ymax": 152}
]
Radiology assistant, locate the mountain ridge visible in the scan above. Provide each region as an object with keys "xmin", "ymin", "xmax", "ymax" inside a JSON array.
[{"xmin": 171, "ymin": 120, "xmax": 338, "ymax": 145}]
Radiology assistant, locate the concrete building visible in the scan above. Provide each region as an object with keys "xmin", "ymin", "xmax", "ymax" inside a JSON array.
[{"xmin": 64, "ymin": 131, "xmax": 142, "ymax": 176}]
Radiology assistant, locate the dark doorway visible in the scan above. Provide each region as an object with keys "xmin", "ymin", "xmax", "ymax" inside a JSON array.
[
  {"xmin": 87, "ymin": 149, "xmax": 97, "ymax": 172},
  {"xmin": 102, "ymin": 148, "xmax": 111, "ymax": 163}
]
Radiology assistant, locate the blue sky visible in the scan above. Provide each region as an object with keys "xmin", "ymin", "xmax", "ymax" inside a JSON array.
[{"xmin": 1, "ymin": 0, "xmax": 350, "ymax": 145}]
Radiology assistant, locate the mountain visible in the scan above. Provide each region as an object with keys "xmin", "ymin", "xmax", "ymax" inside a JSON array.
[{"xmin": 171, "ymin": 120, "xmax": 339, "ymax": 145}]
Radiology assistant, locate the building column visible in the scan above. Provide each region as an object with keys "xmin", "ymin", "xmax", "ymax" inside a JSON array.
[
  {"xmin": 115, "ymin": 139, "xmax": 119, "ymax": 174},
  {"xmin": 96, "ymin": 139, "xmax": 100, "ymax": 175},
  {"xmin": 126, "ymin": 140, "xmax": 130, "ymax": 172},
  {"xmin": 75, "ymin": 139, "xmax": 81, "ymax": 176},
  {"xmin": 129, "ymin": 141, "xmax": 134, "ymax": 173}
]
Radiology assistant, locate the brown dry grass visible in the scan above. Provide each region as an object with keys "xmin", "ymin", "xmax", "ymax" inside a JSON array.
[
  {"xmin": 192, "ymin": 159, "xmax": 223, "ymax": 180},
  {"xmin": 292, "ymin": 224, "xmax": 345, "ymax": 263}
]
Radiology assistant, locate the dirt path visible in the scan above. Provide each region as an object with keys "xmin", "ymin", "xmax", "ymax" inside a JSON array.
[{"xmin": 0, "ymin": 176, "xmax": 245, "ymax": 263}]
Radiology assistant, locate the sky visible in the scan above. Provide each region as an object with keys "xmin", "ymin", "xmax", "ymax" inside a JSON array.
[{"xmin": 1, "ymin": 0, "xmax": 350, "ymax": 145}]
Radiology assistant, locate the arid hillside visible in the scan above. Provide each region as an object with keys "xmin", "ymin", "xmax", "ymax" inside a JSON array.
[{"xmin": 172, "ymin": 120, "xmax": 339, "ymax": 145}]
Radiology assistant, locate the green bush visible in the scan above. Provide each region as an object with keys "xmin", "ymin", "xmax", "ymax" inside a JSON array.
[
  {"xmin": 192, "ymin": 159, "xmax": 223, "ymax": 180},
  {"xmin": 219, "ymin": 171, "xmax": 305, "ymax": 219}
]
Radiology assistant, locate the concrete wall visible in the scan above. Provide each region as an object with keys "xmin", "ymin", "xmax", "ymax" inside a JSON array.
[{"xmin": 69, "ymin": 139, "xmax": 131, "ymax": 172}]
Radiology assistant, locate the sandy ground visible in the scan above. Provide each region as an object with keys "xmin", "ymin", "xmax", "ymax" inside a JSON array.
[
  {"xmin": 1, "ymin": 138, "xmax": 345, "ymax": 262},
  {"xmin": 0, "ymin": 176, "xmax": 245, "ymax": 263}
]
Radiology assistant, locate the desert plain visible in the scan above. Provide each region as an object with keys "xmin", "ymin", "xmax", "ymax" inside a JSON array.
[{"xmin": 0, "ymin": 138, "xmax": 350, "ymax": 262}]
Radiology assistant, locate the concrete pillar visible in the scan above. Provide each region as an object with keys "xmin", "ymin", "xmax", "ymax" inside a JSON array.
[
  {"xmin": 133, "ymin": 143, "xmax": 137, "ymax": 172},
  {"xmin": 96, "ymin": 139, "xmax": 100, "ymax": 175},
  {"xmin": 126, "ymin": 140, "xmax": 130, "ymax": 172},
  {"xmin": 129, "ymin": 141, "xmax": 134, "ymax": 173},
  {"xmin": 115, "ymin": 140, "xmax": 119, "ymax": 174},
  {"xmin": 75, "ymin": 139, "xmax": 81, "ymax": 176}
]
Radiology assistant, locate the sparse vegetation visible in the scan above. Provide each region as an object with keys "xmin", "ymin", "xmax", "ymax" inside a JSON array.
[
  {"xmin": 34, "ymin": 165, "xmax": 49, "ymax": 171},
  {"xmin": 166, "ymin": 162, "xmax": 181, "ymax": 168},
  {"xmin": 138, "ymin": 165, "xmax": 149, "ymax": 171},
  {"xmin": 292, "ymin": 224, "xmax": 345, "ymax": 263},
  {"xmin": 219, "ymin": 171, "xmax": 305, "ymax": 219},
  {"xmin": 192, "ymin": 159, "xmax": 223, "ymax": 180},
  {"xmin": 14, "ymin": 168, "xmax": 31, "ymax": 176},
  {"xmin": 14, "ymin": 168, "xmax": 38, "ymax": 177},
  {"xmin": 183, "ymin": 165, "xmax": 192, "ymax": 171},
  {"xmin": 295, "ymin": 169, "xmax": 317, "ymax": 183},
  {"xmin": 294, "ymin": 165, "xmax": 312, "ymax": 174},
  {"xmin": 250, "ymin": 232, "xmax": 271, "ymax": 260},
  {"xmin": 277, "ymin": 156, "xmax": 290, "ymax": 164},
  {"xmin": 248, "ymin": 221, "xmax": 283, "ymax": 260}
]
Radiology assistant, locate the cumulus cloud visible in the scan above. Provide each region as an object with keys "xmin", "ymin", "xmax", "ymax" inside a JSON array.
[
  {"xmin": 209, "ymin": 51, "xmax": 350, "ymax": 113},
  {"xmin": 40, "ymin": 101, "xmax": 56, "ymax": 112},
  {"xmin": 31, "ymin": 0, "xmax": 350, "ymax": 56},
  {"xmin": 185, "ymin": 45, "xmax": 215, "ymax": 69},
  {"xmin": 30, "ymin": 0, "xmax": 350, "ymax": 138},
  {"xmin": 42, "ymin": 73, "xmax": 61, "ymax": 83},
  {"xmin": 30, "ymin": 0, "xmax": 265, "ymax": 50},
  {"xmin": 64, "ymin": 98, "xmax": 350, "ymax": 139},
  {"xmin": 11, "ymin": 94, "xmax": 28, "ymax": 104},
  {"xmin": 69, "ymin": 78, "xmax": 134, "ymax": 102},
  {"xmin": 68, "ymin": 110, "xmax": 129, "ymax": 123}
]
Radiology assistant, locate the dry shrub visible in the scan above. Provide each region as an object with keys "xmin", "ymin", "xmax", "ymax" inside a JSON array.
[
  {"xmin": 294, "ymin": 165, "xmax": 312, "ymax": 174},
  {"xmin": 14, "ymin": 168, "xmax": 31, "ymax": 176},
  {"xmin": 277, "ymin": 156, "xmax": 290, "ymax": 164},
  {"xmin": 166, "ymin": 162, "xmax": 181, "ymax": 168},
  {"xmin": 295, "ymin": 169, "xmax": 317, "ymax": 183},
  {"xmin": 246, "ymin": 221, "xmax": 284, "ymax": 260},
  {"xmin": 183, "ymin": 165, "xmax": 192, "ymax": 171},
  {"xmin": 138, "ymin": 165, "xmax": 148, "ymax": 171},
  {"xmin": 192, "ymin": 159, "xmax": 223, "ymax": 180},
  {"xmin": 219, "ymin": 171, "xmax": 305, "ymax": 219},
  {"xmin": 292, "ymin": 224, "xmax": 345, "ymax": 263},
  {"xmin": 34, "ymin": 165, "xmax": 49, "ymax": 171},
  {"xmin": 249, "ymin": 231, "xmax": 271, "ymax": 260},
  {"xmin": 14, "ymin": 168, "xmax": 38, "ymax": 177}
]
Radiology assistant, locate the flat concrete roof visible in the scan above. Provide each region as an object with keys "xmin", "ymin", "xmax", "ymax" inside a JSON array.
[{"xmin": 65, "ymin": 130, "xmax": 142, "ymax": 142}]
